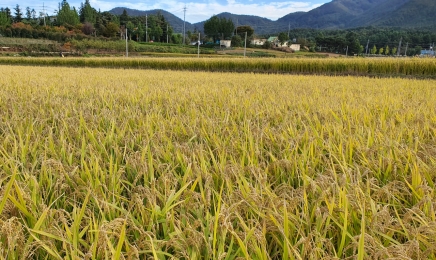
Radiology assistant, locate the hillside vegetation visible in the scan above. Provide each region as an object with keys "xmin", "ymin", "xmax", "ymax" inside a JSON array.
[{"xmin": 110, "ymin": 0, "xmax": 436, "ymax": 34}]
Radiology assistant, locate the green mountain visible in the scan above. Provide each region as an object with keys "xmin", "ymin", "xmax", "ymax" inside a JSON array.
[
  {"xmin": 354, "ymin": 0, "xmax": 436, "ymax": 28},
  {"xmin": 109, "ymin": 0, "xmax": 436, "ymax": 35},
  {"xmin": 296, "ymin": 0, "xmax": 435, "ymax": 29},
  {"xmin": 193, "ymin": 12, "xmax": 277, "ymax": 36},
  {"xmin": 109, "ymin": 7, "xmax": 196, "ymax": 33}
]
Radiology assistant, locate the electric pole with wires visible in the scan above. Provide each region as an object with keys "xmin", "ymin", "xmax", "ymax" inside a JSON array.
[
  {"xmin": 397, "ymin": 37, "xmax": 402, "ymax": 56},
  {"xmin": 183, "ymin": 6, "xmax": 187, "ymax": 45},
  {"xmin": 365, "ymin": 39, "xmax": 369, "ymax": 55}
]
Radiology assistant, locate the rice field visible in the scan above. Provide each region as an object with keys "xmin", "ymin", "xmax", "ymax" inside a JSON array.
[
  {"xmin": 0, "ymin": 65, "xmax": 436, "ymax": 259},
  {"xmin": 1, "ymin": 56, "xmax": 436, "ymax": 78}
]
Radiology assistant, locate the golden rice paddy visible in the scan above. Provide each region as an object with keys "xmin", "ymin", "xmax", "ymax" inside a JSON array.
[{"xmin": 0, "ymin": 65, "xmax": 435, "ymax": 259}]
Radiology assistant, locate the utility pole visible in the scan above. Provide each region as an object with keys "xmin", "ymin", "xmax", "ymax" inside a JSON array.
[
  {"xmin": 197, "ymin": 33, "xmax": 200, "ymax": 58},
  {"xmin": 244, "ymin": 31, "xmax": 247, "ymax": 57},
  {"xmin": 346, "ymin": 46, "xmax": 348, "ymax": 57},
  {"xmin": 183, "ymin": 6, "xmax": 187, "ymax": 45},
  {"xmin": 404, "ymin": 42, "xmax": 409, "ymax": 56},
  {"xmin": 397, "ymin": 37, "xmax": 402, "ymax": 56},
  {"xmin": 145, "ymin": 14, "xmax": 148, "ymax": 42},
  {"xmin": 365, "ymin": 39, "xmax": 369, "ymax": 55},
  {"xmin": 42, "ymin": 2, "xmax": 46, "ymax": 26},
  {"xmin": 288, "ymin": 22, "xmax": 290, "ymax": 38},
  {"xmin": 167, "ymin": 24, "xmax": 169, "ymax": 43},
  {"xmin": 126, "ymin": 28, "xmax": 128, "ymax": 57},
  {"xmin": 236, "ymin": 19, "xmax": 238, "ymax": 35}
]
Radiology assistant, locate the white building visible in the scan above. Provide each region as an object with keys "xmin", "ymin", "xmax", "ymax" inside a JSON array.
[
  {"xmin": 253, "ymin": 36, "xmax": 301, "ymax": 51},
  {"xmin": 220, "ymin": 40, "xmax": 231, "ymax": 48},
  {"xmin": 251, "ymin": 38, "xmax": 267, "ymax": 46},
  {"xmin": 288, "ymin": 44, "xmax": 301, "ymax": 51}
]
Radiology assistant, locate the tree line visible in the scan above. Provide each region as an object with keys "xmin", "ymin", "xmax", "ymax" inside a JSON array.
[
  {"xmin": 1, "ymin": 1, "xmax": 435, "ymax": 56},
  {"xmin": 0, "ymin": 0, "xmax": 179, "ymax": 43},
  {"xmin": 310, "ymin": 27, "xmax": 436, "ymax": 56},
  {"xmin": 200, "ymin": 15, "xmax": 435, "ymax": 56}
]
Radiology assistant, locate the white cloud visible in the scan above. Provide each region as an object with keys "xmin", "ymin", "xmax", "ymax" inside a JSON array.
[
  {"xmin": 186, "ymin": 1, "xmax": 322, "ymax": 23},
  {"xmin": 88, "ymin": 0, "xmax": 323, "ymax": 23},
  {"xmin": 1, "ymin": 0, "xmax": 323, "ymax": 23}
]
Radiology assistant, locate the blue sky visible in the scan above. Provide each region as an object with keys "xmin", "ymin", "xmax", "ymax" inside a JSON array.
[{"xmin": 0, "ymin": 0, "xmax": 329, "ymax": 23}]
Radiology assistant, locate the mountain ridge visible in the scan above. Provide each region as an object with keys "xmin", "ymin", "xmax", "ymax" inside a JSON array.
[{"xmin": 109, "ymin": 0, "xmax": 436, "ymax": 35}]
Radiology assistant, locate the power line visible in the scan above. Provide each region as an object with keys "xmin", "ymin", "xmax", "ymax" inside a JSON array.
[
  {"xmin": 287, "ymin": 22, "xmax": 290, "ymax": 38},
  {"xmin": 182, "ymin": 5, "xmax": 186, "ymax": 45},
  {"xmin": 365, "ymin": 39, "xmax": 369, "ymax": 55},
  {"xmin": 397, "ymin": 37, "xmax": 402, "ymax": 56},
  {"xmin": 145, "ymin": 13, "xmax": 148, "ymax": 42},
  {"xmin": 42, "ymin": 2, "xmax": 46, "ymax": 26}
]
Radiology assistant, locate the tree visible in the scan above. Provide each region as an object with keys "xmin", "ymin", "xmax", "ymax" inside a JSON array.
[
  {"xmin": 134, "ymin": 23, "xmax": 145, "ymax": 42},
  {"xmin": 4, "ymin": 7, "xmax": 12, "ymax": 22},
  {"xmin": 82, "ymin": 22, "xmax": 94, "ymax": 35},
  {"xmin": 231, "ymin": 35, "xmax": 243, "ymax": 47},
  {"xmin": 371, "ymin": 45, "xmax": 377, "ymax": 54},
  {"xmin": 155, "ymin": 12, "xmax": 172, "ymax": 43},
  {"xmin": 14, "ymin": 4, "xmax": 23, "ymax": 23},
  {"xmin": 315, "ymin": 35, "xmax": 346, "ymax": 53},
  {"xmin": 104, "ymin": 21, "xmax": 119, "ymax": 37},
  {"xmin": 171, "ymin": 34, "xmax": 182, "ymax": 44},
  {"xmin": 126, "ymin": 21, "xmax": 135, "ymax": 40},
  {"xmin": 187, "ymin": 30, "xmax": 199, "ymax": 43},
  {"xmin": 384, "ymin": 45, "xmax": 390, "ymax": 55},
  {"xmin": 391, "ymin": 47, "xmax": 397, "ymax": 56},
  {"xmin": 94, "ymin": 12, "xmax": 104, "ymax": 36},
  {"xmin": 204, "ymin": 15, "xmax": 234, "ymax": 42},
  {"xmin": 278, "ymin": 32, "xmax": 289, "ymax": 46},
  {"xmin": 378, "ymin": 47, "xmax": 384, "ymax": 55},
  {"xmin": 204, "ymin": 15, "xmax": 220, "ymax": 42},
  {"xmin": 147, "ymin": 15, "xmax": 163, "ymax": 42},
  {"xmin": 219, "ymin": 17, "xmax": 234, "ymax": 40},
  {"xmin": 120, "ymin": 9, "xmax": 128, "ymax": 26},
  {"xmin": 235, "ymin": 25, "xmax": 254, "ymax": 37},
  {"xmin": 0, "ymin": 11, "xmax": 11, "ymax": 26},
  {"xmin": 79, "ymin": 0, "xmax": 96, "ymax": 24},
  {"xmin": 31, "ymin": 9, "xmax": 36, "ymax": 20},
  {"xmin": 414, "ymin": 46, "xmax": 422, "ymax": 56},
  {"xmin": 358, "ymin": 45, "xmax": 364, "ymax": 55},
  {"xmin": 26, "ymin": 7, "xmax": 31, "ymax": 21},
  {"xmin": 345, "ymin": 31, "xmax": 360, "ymax": 55},
  {"xmin": 57, "ymin": 0, "xmax": 80, "ymax": 26}
]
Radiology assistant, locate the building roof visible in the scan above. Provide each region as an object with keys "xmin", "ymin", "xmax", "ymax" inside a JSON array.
[
  {"xmin": 421, "ymin": 50, "xmax": 435, "ymax": 55},
  {"xmin": 267, "ymin": 37, "xmax": 277, "ymax": 42}
]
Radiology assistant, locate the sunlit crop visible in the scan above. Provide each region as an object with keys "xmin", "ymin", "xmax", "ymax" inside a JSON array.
[
  {"xmin": 0, "ymin": 65, "xmax": 435, "ymax": 259},
  {"xmin": 1, "ymin": 56, "xmax": 436, "ymax": 78}
]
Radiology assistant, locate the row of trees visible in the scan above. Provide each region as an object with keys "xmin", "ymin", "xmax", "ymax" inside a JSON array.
[
  {"xmin": 2, "ymin": 1, "xmax": 435, "ymax": 54},
  {"xmin": 310, "ymin": 27, "xmax": 436, "ymax": 55},
  {"xmin": 202, "ymin": 16, "xmax": 263, "ymax": 48},
  {"xmin": 315, "ymin": 32, "xmax": 426, "ymax": 56},
  {"xmin": 0, "ymin": 0, "xmax": 178, "ymax": 43}
]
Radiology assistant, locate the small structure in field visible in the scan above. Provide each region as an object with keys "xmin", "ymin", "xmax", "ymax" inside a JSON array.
[
  {"xmin": 288, "ymin": 44, "xmax": 301, "ymax": 51},
  {"xmin": 253, "ymin": 36, "xmax": 301, "ymax": 51},
  {"xmin": 220, "ymin": 40, "xmax": 231, "ymax": 48},
  {"xmin": 251, "ymin": 38, "xmax": 267, "ymax": 46},
  {"xmin": 421, "ymin": 50, "xmax": 435, "ymax": 57}
]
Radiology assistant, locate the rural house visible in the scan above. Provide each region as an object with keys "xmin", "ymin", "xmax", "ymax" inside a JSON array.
[
  {"xmin": 251, "ymin": 38, "xmax": 267, "ymax": 46},
  {"xmin": 253, "ymin": 36, "xmax": 300, "ymax": 51},
  {"xmin": 220, "ymin": 40, "xmax": 231, "ymax": 48}
]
